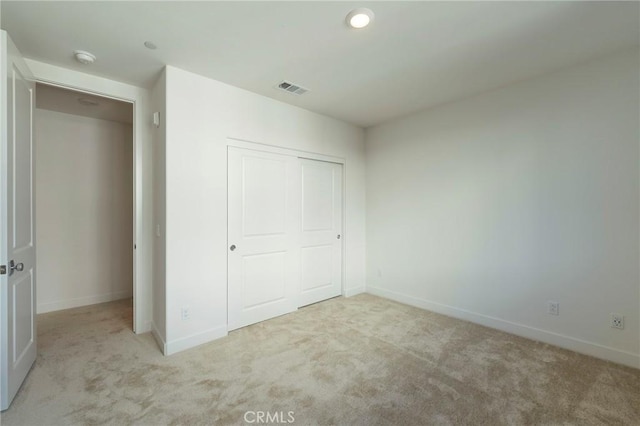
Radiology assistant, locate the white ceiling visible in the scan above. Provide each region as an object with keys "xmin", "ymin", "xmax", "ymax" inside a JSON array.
[
  {"xmin": 2, "ymin": 1, "xmax": 638, "ymax": 127},
  {"xmin": 36, "ymin": 83, "xmax": 133, "ymax": 124}
]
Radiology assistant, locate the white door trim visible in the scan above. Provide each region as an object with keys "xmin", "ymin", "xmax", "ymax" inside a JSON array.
[
  {"xmin": 24, "ymin": 61, "xmax": 148, "ymax": 334},
  {"xmin": 227, "ymin": 137, "xmax": 345, "ymax": 165},
  {"xmin": 226, "ymin": 137, "xmax": 347, "ymax": 299}
]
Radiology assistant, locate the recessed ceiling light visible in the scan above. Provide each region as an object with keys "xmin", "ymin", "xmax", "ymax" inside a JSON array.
[
  {"xmin": 78, "ymin": 97, "xmax": 100, "ymax": 107},
  {"xmin": 144, "ymin": 41, "xmax": 157, "ymax": 50},
  {"xmin": 346, "ymin": 8, "xmax": 374, "ymax": 29},
  {"xmin": 73, "ymin": 50, "xmax": 96, "ymax": 65}
]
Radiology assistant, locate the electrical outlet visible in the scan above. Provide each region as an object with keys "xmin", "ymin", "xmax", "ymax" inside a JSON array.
[
  {"xmin": 181, "ymin": 307, "xmax": 191, "ymax": 321},
  {"xmin": 547, "ymin": 300, "xmax": 559, "ymax": 316},
  {"xmin": 611, "ymin": 313, "xmax": 624, "ymax": 330}
]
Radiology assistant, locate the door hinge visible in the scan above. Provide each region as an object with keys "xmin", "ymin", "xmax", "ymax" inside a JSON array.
[{"xmin": 0, "ymin": 265, "xmax": 6, "ymax": 275}]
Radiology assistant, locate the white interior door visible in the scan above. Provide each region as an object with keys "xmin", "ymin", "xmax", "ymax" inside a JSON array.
[
  {"xmin": 227, "ymin": 147, "xmax": 300, "ymax": 331},
  {"xmin": 1, "ymin": 31, "xmax": 37, "ymax": 411},
  {"xmin": 298, "ymin": 159, "xmax": 342, "ymax": 307}
]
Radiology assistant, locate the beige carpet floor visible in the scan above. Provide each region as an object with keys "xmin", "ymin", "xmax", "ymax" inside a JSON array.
[{"xmin": 1, "ymin": 294, "xmax": 638, "ymax": 425}]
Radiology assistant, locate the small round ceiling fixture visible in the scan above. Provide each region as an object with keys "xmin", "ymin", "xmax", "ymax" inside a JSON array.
[
  {"xmin": 74, "ymin": 50, "xmax": 96, "ymax": 65},
  {"xmin": 78, "ymin": 97, "xmax": 100, "ymax": 107},
  {"xmin": 144, "ymin": 41, "xmax": 157, "ymax": 50},
  {"xmin": 346, "ymin": 8, "xmax": 374, "ymax": 29}
]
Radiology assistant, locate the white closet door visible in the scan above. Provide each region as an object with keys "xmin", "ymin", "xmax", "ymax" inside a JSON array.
[
  {"xmin": 298, "ymin": 159, "xmax": 342, "ymax": 307},
  {"xmin": 227, "ymin": 147, "xmax": 300, "ymax": 331}
]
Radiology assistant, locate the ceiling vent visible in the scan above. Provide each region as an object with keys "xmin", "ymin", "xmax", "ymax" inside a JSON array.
[{"xmin": 276, "ymin": 81, "xmax": 309, "ymax": 95}]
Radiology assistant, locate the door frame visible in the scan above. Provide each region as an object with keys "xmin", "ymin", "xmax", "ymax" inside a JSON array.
[
  {"xmin": 226, "ymin": 137, "xmax": 347, "ymax": 306},
  {"xmin": 25, "ymin": 61, "xmax": 148, "ymax": 333}
]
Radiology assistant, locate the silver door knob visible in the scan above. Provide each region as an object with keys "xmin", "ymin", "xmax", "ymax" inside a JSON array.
[
  {"xmin": 9, "ymin": 260, "xmax": 24, "ymax": 276},
  {"xmin": 230, "ymin": 245, "xmax": 236, "ymax": 251}
]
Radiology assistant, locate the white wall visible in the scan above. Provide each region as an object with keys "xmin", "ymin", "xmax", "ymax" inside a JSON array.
[
  {"xmin": 162, "ymin": 66, "xmax": 366, "ymax": 354},
  {"xmin": 35, "ymin": 109, "xmax": 133, "ymax": 312},
  {"xmin": 365, "ymin": 49, "xmax": 640, "ymax": 368},
  {"xmin": 151, "ymin": 69, "xmax": 167, "ymax": 345},
  {"xmin": 25, "ymin": 59, "xmax": 153, "ymax": 333}
]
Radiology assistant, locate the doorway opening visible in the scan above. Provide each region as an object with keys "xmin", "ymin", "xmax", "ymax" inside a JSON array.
[{"xmin": 34, "ymin": 82, "xmax": 135, "ymax": 330}]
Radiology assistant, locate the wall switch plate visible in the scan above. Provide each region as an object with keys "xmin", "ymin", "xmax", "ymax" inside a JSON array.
[
  {"xmin": 611, "ymin": 313, "xmax": 624, "ymax": 329},
  {"xmin": 547, "ymin": 300, "xmax": 559, "ymax": 316}
]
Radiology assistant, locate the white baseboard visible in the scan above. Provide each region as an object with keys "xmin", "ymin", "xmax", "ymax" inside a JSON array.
[
  {"xmin": 344, "ymin": 286, "xmax": 365, "ymax": 297},
  {"xmin": 37, "ymin": 290, "xmax": 133, "ymax": 314},
  {"xmin": 164, "ymin": 325, "xmax": 228, "ymax": 356},
  {"xmin": 367, "ymin": 286, "xmax": 639, "ymax": 369},
  {"xmin": 151, "ymin": 322, "xmax": 167, "ymax": 354}
]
